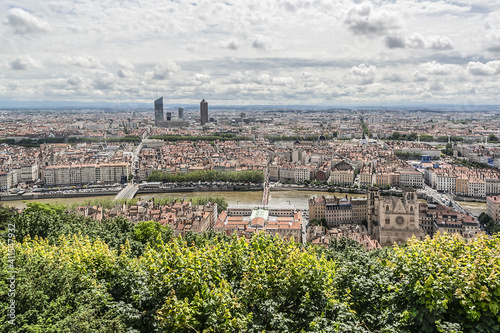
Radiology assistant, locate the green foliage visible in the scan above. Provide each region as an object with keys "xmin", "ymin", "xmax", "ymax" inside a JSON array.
[
  {"xmin": 2, "ymin": 203, "xmax": 500, "ymax": 333},
  {"xmin": 133, "ymin": 220, "xmax": 173, "ymax": 248},
  {"xmin": 23, "ymin": 201, "xmax": 66, "ymax": 216},
  {"xmin": 489, "ymin": 134, "xmax": 499, "ymax": 143},
  {"xmin": 359, "ymin": 117, "xmax": 371, "ymax": 138},
  {"xmin": 441, "ymin": 142, "xmax": 454, "ymax": 156},
  {"xmin": 146, "ymin": 169, "xmax": 264, "ymax": 184},
  {"xmin": 386, "ymin": 234, "xmax": 500, "ymax": 332},
  {"xmin": 264, "ymin": 134, "xmax": 336, "ymax": 142},
  {"xmin": 479, "ymin": 212, "xmax": 500, "ymax": 235},
  {"xmin": 0, "ymin": 203, "xmax": 15, "ymax": 227},
  {"xmin": 8, "ymin": 204, "xmax": 145, "ymax": 255}
]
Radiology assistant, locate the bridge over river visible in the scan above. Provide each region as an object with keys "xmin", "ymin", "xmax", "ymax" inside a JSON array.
[{"xmin": 115, "ymin": 185, "xmax": 138, "ymax": 200}]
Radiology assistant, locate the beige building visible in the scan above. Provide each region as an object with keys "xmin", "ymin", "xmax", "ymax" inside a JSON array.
[
  {"xmin": 358, "ymin": 172, "xmax": 372, "ymax": 186},
  {"xmin": 329, "ymin": 170, "xmax": 354, "ymax": 186},
  {"xmin": 44, "ymin": 163, "xmax": 129, "ymax": 186},
  {"xmin": 351, "ymin": 199, "xmax": 368, "ymax": 223},
  {"xmin": 368, "ymin": 187, "xmax": 425, "ymax": 247},
  {"xmin": 487, "ymin": 196, "xmax": 500, "ymax": 224},
  {"xmin": 456, "ymin": 177, "xmax": 469, "ymax": 196},
  {"xmin": 399, "ymin": 169, "xmax": 424, "ymax": 188}
]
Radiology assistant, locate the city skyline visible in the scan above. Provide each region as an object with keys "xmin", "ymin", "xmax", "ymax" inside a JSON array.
[{"xmin": 1, "ymin": 0, "xmax": 500, "ymax": 107}]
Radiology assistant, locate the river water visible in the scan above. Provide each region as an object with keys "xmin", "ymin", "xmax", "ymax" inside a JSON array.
[
  {"xmin": 3, "ymin": 190, "xmax": 486, "ymax": 215},
  {"xmin": 4, "ymin": 190, "xmax": 368, "ymax": 211}
]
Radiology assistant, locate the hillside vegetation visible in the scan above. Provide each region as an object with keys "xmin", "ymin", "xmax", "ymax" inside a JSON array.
[{"xmin": 1, "ymin": 203, "xmax": 499, "ymax": 332}]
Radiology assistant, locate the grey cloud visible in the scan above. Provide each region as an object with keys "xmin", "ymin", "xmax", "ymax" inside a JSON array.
[
  {"xmin": 429, "ymin": 80, "xmax": 445, "ymax": 91},
  {"xmin": 252, "ymin": 35, "xmax": 279, "ymax": 51},
  {"xmin": 384, "ymin": 33, "xmax": 453, "ymax": 50},
  {"xmin": 219, "ymin": 37, "xmax": 240, "ymax": 50},
  {"xmin": 117, "ymin": 69, "xmax": 133, "ymax": 78},
  {"xmin": 67, "ymin": 76, "xmax": 81, "ymax": 86},
  {"xmin": 7, "ymin": 8, "xmax": 51, "ymax": 34},
  {"xmin": 301, "ymin": 71, "xmax": 313, "ymax": 79},
  {"xmin": 9, "ymin": 58, "xmax": 28, "ymax": 70},
  {"xmin": 484, "ymin": 32, "xmax": 500, "ymax": 53},
  {"xmin": 383, "ymin": 73, "xmax": 403, "ymax": 82},
  {"xmin": 385, "ymin": 36, "xmax": 406, "ymax": 49},
  {"xmin": 345, "ymin": 3, "xmax": 398, "ymax": 36},
  {"xmin": 92, "ymin": 75, "xmax": 115, "ymax": 90},
  {"xmin": 9, "ymin": 55, "xmax": 41, "ymax": 70}
]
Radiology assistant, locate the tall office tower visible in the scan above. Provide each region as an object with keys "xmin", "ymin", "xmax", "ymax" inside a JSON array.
[
  {"xmin": 154, "ymin": 97, "xmax": 164, "ymax": 126},
  {"xmin": 166, "ymin": 112, "xmax": 172, "ymax": 121},
  {"xmin": 178, "ymin": 107, "xmax": 184, "ymax": 119},
  {"xmin": 200, "ymin": 99, "xmax": 208, "ymax": 125},
  {"xmin": 240, "ymin": 112, "xmax": 246, "ymax": 119}
]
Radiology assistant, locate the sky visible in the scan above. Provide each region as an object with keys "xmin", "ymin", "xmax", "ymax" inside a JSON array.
[{"xmin": 1, "ymin": 0, "xmax": 500, "ymax": 107}]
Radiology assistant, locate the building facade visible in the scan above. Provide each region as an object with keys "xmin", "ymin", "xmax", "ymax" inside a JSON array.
[
  {"xmin": 200, "ymin": 99, "xmax": 208, "ymax": 125},
  {"xmin": 154, "ymin": 97, "xmax": 164, "ymax": 126}
]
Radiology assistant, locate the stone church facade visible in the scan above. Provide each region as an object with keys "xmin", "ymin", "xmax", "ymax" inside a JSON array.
[{"xmin": 368, "ymin": 187, "xmax": 425, "ymax": 247}]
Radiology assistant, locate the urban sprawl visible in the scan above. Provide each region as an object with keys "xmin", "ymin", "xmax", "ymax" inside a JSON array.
[{"xmin": 2, "ymin": 99, "xmax": 500, "ymax": 247}]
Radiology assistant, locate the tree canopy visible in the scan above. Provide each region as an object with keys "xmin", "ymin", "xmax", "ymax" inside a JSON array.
[{"xmin": 1, "ymin": 204, "xmax": 500, "ymax": 332}]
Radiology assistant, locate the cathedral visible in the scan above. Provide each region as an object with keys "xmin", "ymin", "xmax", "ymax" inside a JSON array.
[{"xmin": 367, "ymin": 187, "xmax": 425, "ymax": 247}]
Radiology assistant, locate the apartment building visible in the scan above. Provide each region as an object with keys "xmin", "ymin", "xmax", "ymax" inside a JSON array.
[
  {"xmin": 487, "ymin": 196, "xmax": 500, "ymax": 224},
  {"xmin": 44, "ymin": 163, "xmax": 129, "ymax": 186},
  {"xmin": 399, "ymin": 169, "xmax": 424, "ymax": 188}
]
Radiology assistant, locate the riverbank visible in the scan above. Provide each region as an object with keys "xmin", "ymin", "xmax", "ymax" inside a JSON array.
[{"xmin": 0, "ymin": 190, "xmax": 120, "ymax": 201}]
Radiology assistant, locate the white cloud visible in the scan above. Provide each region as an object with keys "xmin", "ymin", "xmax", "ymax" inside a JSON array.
[
  {"xmin": 421, "ymin": 61, "xmax": 459, "ymax": 75},
  {"xmin": 427, "ymin": 36, "xmax": 454, "ymax": 50},
  {"xmin": 7, "ymin": 8, "xmax": 51, "ymax": 34},
  {"xmin": 116, "ymin": 59, "xmax": 135, "ymax": 70},
  {"xmin": 350, "ymin": 64, "xmax": 377, "ymax": 85},
  {"xmin": 64, "ymin": 54, "xmax": 100, "ymax": 68},
  {"xmin": 147, "ymin": 61, "xmax": 180, "ymax": 80},
  {"xmin": 467, "ymin": 60, "xmax": 500, "ymax": 76},
  {"xmin": 0, "ymin": 0, "xmax": 499, "ymax": 105}
]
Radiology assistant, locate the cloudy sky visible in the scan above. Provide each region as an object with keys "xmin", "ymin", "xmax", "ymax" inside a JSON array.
[{"xmin": 1, "ymin": 0, "xmax": 500, "ymax": 106}]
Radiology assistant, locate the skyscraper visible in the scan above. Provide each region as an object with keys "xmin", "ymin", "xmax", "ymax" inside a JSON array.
[
  {"xmin": 166, "ymin": 112, "xmax": 172, "ymax": 121},
  {"xmin": 200, "ymin": 99, "xmax": 208, "ymax": 125},
  {"xmin": 178, "ymin": 107, "xmax": 184, "ymax": 120},
  {"xmin": 154, "ymin": 97, "xmax": 164, "ymax": 126}
]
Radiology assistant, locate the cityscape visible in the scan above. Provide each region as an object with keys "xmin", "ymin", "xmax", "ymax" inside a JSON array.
[
  {"xmin": 2, "ymin": 101, "xmax": 500, "ymax": 246},
  {"xmin": 2, "ymin": 0, "xmax": 500, "ymax": 331}
]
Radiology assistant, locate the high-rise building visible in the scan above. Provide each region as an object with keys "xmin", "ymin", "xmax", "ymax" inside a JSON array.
[
  {"xmin": 166, "ymin": 112, "xmax": 172, "ymax": 121},
  {"xmin": 200, "ymin": 99, "xmax": 208, "ymax": 125},
  {"xmin": 178, "ymin": 107, "xmax": 184, "ymax": 120},
  {"xmin": 154, "ymin": 97, "xmax": 164, "ymax": 126}
]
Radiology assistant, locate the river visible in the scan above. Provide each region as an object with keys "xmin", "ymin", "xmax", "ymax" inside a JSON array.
[
  {"xmin": 3, "ymin": 190, "xmax": 368, "ymax": 211},
  {"xmin": 3, "ymin": 190, "xmax": 486, "ymax": 214}
]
